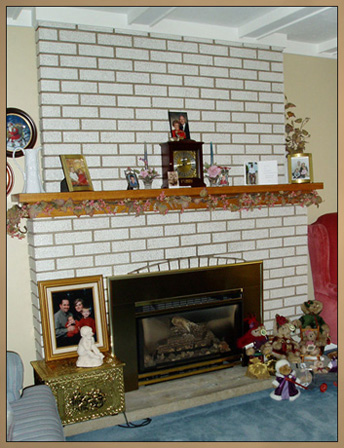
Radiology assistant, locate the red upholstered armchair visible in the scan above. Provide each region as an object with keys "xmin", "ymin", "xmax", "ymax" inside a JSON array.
[{"xmin": 308, "ymin": 212, "xmax": 338, "ymax": 344}]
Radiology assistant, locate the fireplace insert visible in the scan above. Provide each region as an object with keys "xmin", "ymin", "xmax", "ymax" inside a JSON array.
[{"xmin": 108, "ymin": 260, "xmax": 262, "ymax": 391}]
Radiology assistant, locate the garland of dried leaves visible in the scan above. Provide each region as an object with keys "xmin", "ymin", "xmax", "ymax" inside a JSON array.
[{"xmin": 7, "ymin": 189, "xmax": 322, "ymax": 239}]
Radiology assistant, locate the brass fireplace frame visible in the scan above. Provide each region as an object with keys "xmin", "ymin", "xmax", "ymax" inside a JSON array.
[{"xmin": 108, "ymin": 260, "xmax": 263, "ymax": 391}]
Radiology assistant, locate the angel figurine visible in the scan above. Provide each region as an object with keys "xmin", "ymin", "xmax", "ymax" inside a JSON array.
[{"xmin": 76, "ymin": 326, "xmax": 104, "ymax": 368}]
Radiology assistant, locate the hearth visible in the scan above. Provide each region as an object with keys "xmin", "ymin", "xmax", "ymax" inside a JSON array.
[{"xmin": 108, "ymin": 261, "xmax": 262, "ymax": 391}]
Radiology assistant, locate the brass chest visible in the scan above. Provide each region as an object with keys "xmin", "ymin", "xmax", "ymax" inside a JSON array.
[{"xmin": 31, "ymin": 354, "xmax": 125, "ymax": 425}]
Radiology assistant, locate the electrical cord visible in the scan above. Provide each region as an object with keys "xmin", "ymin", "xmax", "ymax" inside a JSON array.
[{"xmin": 119, "ymin": 411, "xmax": 152, "ymax": 428}]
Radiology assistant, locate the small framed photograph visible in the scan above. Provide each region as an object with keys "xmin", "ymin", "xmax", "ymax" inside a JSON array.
[
  {"xmin": 168, "ymin": 171, "xmax": 179, "ymax": 188},
  {"xmin": 38, "ymin": 275, "xmax": 109, "ymax": 362},
  {"xmin": 288, "ymin": 153, "xmax": 313, "ymax": 183},
  {"xmin": 244, "ymin": 162, "xmax": 258, "ymax": 185},
  {"xmin": 125, "ymin": 169, "xmax": 139, "ymax": 190},
  {"xmin": 168, "ymin": 111, "xmax": 190, "ymax": 140},
  {"xmin": 60, "ymin": 155, "xmax": 93, "ymax": 191}
]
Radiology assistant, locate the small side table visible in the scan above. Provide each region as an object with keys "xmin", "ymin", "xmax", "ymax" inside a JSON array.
[{"xmin": 31, "ymin": 354, "xmax": 125, "ymax": 425}]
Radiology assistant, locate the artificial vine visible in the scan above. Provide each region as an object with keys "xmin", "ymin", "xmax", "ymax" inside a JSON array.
[{"xmin": 7, "ymin": 189, "xmax": 322, "ymax": 239}]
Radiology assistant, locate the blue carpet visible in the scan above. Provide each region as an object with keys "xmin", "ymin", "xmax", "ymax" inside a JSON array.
[{"xmin": 67, "ymin": 382, "xmax": 337, "ymax": 442}]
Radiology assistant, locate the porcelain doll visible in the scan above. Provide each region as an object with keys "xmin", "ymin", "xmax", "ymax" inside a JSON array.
[{"xmin": 76, "ymin": 326, "xmax": 104, "ymax": 368}]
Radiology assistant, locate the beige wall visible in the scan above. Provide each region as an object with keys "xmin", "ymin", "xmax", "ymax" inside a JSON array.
[{"xmin": 6, "ymin": 27, "xmax": 337, "ymax": 386}]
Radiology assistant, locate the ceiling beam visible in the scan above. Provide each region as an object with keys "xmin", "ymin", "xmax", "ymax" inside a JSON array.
[
  {"xmin": 317, "ymin": 38, "xmax": 337, "ymax": 54},
  {"xmin": 127, "ymin": 7, "xmax": 176, "ymax": 27},
  {"xmin": 239, "ymin": 6, "xmax": 332, "ymax": 40},
  {"xmin": 7, "ymin": 7, "xmax": 24, "ymax": 20}
]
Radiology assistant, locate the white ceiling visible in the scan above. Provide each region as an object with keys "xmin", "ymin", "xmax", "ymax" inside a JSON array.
[{"xmin": 7, "ymin": 6, "xmax": 337, "ymax": 59}]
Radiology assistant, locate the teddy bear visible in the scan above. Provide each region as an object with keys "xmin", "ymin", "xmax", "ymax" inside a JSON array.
[
  {"xmin": 310, "ymin": 359, "xmax": 328, "ymax": 374},
  {"xmin": 271, "ymin": 314, "xmax": 301, "ymax": 364},
  {"xmin": 237, "ymin": 315, "xmax": 271, "ymax": 358},
  {"xmin": 293, "ymin": 300, "xmax": 331, "ymax": 349},
  {"xmin": 299, "ymin": 328, "xmax": 321, "ymax": 360}
]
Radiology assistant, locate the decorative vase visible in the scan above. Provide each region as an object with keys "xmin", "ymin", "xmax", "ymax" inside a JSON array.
[
  {"xmin": 12, "ymin": 146, "xmax": 45, "ymax": 193},
  {"xmin": 207, "ymin": 176, "xmax": 219, "ymax": 187},
  {"xmin": 142, "ymin": 178, "xmax": 154, "ymax": 189}
]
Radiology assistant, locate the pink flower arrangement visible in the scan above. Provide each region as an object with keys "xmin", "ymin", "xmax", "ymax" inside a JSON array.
[{"xmin": 138, "ymin": 158, "xmax": 159, "ymax": 180}]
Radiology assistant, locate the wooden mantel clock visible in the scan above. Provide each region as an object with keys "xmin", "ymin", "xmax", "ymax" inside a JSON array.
[{"xmin": 160, "ymin": 139, "xmax": 206, "ymax": 188}]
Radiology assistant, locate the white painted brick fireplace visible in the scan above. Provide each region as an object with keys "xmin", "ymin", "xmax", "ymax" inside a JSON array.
[{"xmin": 28, "ymin": 21, "xmax": 310, "ymax": 359}]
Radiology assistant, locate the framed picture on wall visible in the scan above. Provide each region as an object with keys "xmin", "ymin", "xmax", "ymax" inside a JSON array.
[
  {"xmin": 60, "ymin": 155, "xmax": 93, "ymax": 192},
  {"xmin": 288, "ymin": 153, "xmax": 313, "ymax": 183},
  {"xmin": 168, "ymin": 111, "xmax": 190, "ymax": 140},
  {"xmin": 38, "ymin": 275, "xmax": 109, "ymax": 362}
]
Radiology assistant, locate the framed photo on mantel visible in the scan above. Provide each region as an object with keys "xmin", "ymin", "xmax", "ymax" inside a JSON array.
[
  {"xmin": 60, "ymin": 155, "xmax": 93, "ymax": 192},
  {"xmin": 288, "ymin": 153, "xmax": 313, "ymax": 183}
]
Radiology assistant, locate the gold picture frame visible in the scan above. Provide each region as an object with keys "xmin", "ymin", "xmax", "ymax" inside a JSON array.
[
  {"xmin": 60, "ymin": 154, "xmax": 93, "ymax": 191},
  {"xmin": 38, "ymin": 275, "xmax": 109, "ymax": 362},
  {"xmin": 288, "ymin": 153, "xmax": 313, "ymax": 183}
]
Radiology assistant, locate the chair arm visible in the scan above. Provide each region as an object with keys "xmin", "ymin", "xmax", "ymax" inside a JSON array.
[{"xmin": 7, "ymin": 352, "xmax": 24, "ymax": 403}]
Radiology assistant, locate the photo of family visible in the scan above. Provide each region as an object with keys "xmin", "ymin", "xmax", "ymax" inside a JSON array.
[
  {"xmin": 288, "ymin": 153, "xmax": 313, "ymax": 184},
  {"xmin": 168, "ymin": 111, "xmax": 190, "ymax": 140},
  {"xmin": 38, "ymin": 276, "xmax": 109, "ymax": 361},
  {"xmin": 60, "ymin": 155, "xmax": 93, "ymax": 192}
]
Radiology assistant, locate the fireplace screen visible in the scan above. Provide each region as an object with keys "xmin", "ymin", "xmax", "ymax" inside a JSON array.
[{"xmin": 136, "ymin": 291, "xmax": 242, "ymax": 374}]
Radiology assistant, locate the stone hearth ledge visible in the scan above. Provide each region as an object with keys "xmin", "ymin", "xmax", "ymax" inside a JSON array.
[{"xmin": 63, "ymin": 364, "xmax": 272, "ymax": 437}]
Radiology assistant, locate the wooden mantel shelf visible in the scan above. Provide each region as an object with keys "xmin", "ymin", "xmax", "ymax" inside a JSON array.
[
  {"xmin": 12, "ymin": 182, "xmax": 323, "ymax": 206},
  {"xmin": 8, "ymin": 182, "xmax": 324, "ymax": 221}
]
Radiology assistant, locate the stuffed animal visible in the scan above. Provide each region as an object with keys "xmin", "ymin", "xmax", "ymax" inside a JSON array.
[
  {"xmin": 293, "ymin": 300, "xmax": 331, "ymax": 348},
  {"xmin": 271, "ymin": 314, "xmax": 301, "ymax": 363},
  {"xmin": 237, "ymin": 315, "xmax": 271, "ymax": 357},
  {"xmin": 299, "ymin": 328, "xmax": 321, "ymax": 359},
  {"xmin": 310, "ymin": 359, "xmax": 328, "ymax": 374},
  {"xmin": 270, "ymin": 359, "xmax": 301, "ymax": 401}
]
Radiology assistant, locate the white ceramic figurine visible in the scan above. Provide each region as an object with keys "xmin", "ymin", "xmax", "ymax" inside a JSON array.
[{"xmin": 76, "ymin": 326, "xmax": 104, "ymax": 368}]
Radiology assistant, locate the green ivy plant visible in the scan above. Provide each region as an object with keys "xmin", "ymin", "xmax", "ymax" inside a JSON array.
[{"xmin": 285, "ymin": 96, "xmax": 311, "ymax": 157}]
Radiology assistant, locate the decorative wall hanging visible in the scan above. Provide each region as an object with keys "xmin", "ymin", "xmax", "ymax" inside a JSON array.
[
  {"xmin": 6, "ymin": 108, "xmax": 37, "ymax": 158},
  {"xmin": 38, "ymin": 275, "xmax": 109, "ymax": 362},
  {"xmin": 6, "ymin": 162, "xmax": 14, "ymax": 196}
]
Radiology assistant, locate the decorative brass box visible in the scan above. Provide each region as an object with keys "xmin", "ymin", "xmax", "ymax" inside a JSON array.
[{"xmin": 31, "ymin": 354, "xmax": 125, "ymax": 425}]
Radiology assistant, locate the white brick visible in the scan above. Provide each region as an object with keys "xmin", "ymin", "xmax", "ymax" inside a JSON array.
[
  {"xmin": 28, "ymin": 233, "xmax": 54, "ymax": 246},
  {"xmin": 181, "ymin": 234, "xmax": 211, "ymax": 246},
  {"xmin": 198, "ymin": 244, "xmax": 226, "ymax": 256},
  {"xmin": 242, "ymin": 249, "xmax": 269, "ymax": 260},
  {"xmin": 117, "ymin": 120, "xmax": 151, "ymax": 131},
  {"xmin": 34, "ymin": 259, "xmax": 56, "ymax": 272},
  {"xmin": 258, "ymin": 50, "xmax": 283, "ymax": 61},
  {"xmin": 57, "ymin": 256, "xmax": 94, "ymax": 270},
  {"xmin": 39, "ymin": 80, "xmax": 60, "ymax": 92},
  {"xmin": 63, "ymin": 131, "xmax": 99, "ymax": 143},
  {"xmin": 134, "ymin": 37, "xmax": 166, "ymax": 50},
  {"xmin": 95, "ymin": 253, "xmax": 130, "ymax": 266},
  {"xmin": 284, "ymin": 255, "xmax": 308, "ymax": 267},
  {"xmin": 200, "ymin": 43, "xmax": 228, "ymax": 56},
  {"xmin": 37, "ymin": 27, "xmax": 58, "ymax": 40},
  {"xmin": 151, "ymin": 74, "xmax": 183, "ymax": 86},
  {"xmin": 164, "ymin": 223, "xmax": 196, "ymax": 236},
  {"xmin": 259, "ymin": 71, "xmax": 284, "ymax": 82},
  {"xmin": 59, "ymin": 30, "xmax": 96, "ymax": 43},
  {"xmin": 80, "ymin": 95, "xmax": 116, "ymax": 106},
  {"xmin": 246, "ymin": 124, "xmax": 272, "ymax": 133},
  {"xmin": 264, "ymin": 278, "xmax": 283, "ymax": 289},
  {"xmin": 55, "ymin": 231, "xmax": 92, "ymax": 244},
  {"xmin": 201, "ymin": 88, "xmax": 229, "ymax": 99},
  {"xmin": 165, "ymin": 247, "xmax": 197, "ymax": 259},
  {"xmin": 231, "ymin": 91, "xmax": 258, "ymax": 101},
  {"xmin": 168, "ymin": 40, "xmax": 198, "ymax": 53},
  {"xmin": 216, "ymin": 78, "xmax": 243, "ymax": 89},
  {"xmin": 29, "ymin": 218, "xmax": 72, "ymax": 233},
  {"xmin": 168, "ymin": 63, "xmax": 198, "ymax": 75},
  {"xmin": 259, "ymin": 92, "xmax": 284, "ymax": 103},
  {"xmin": 41, "ymin": 93, "xmax": 79, "ymax": 105},
  {"xmin": 232, "ymin": 134, "xmax": 259, "ymax": 144},
  {"xmin": 61, "ymin": 81, "xmax": 98, "ymax": 93},
  {"xmin": 38, "ymin": 41, "xmax": 77, "ymax": 54},
  {"xmin": 271, "ymin": 62, "xmax": 284, "ymax": 72},
  {"xmin": 244, "ymin": 60, "xmax": 269, "ymax": 70},
  {"xmin": 116, "ymin": 48, "xmax": 149, "ymax": 60},
  {"xmin": 98, "ymin": 59, "xmax": 133, "ymax": 70},
  {"xmin": 263, "ymin": 299, "xmax": 283, "ymax": 311},
  {"xmin": 32, "ymin": 245, "xmax": 73, "ymax": 259},
  {"xmin": 269, "ymin": 267, "xmax": 295, "ymax": 278},
  {"xmin": 216, "ymin": 101, "xmax": 244, "ymax": 111},
  {"xmin": 117, "ymin": 96, "xmax": 151, "ymax": 107},
  {"xmin": 81, "ymin": 119, "xmax": 116, "ymax": 130},
  {"xmin": 117, "ymin": 72, "xmax": 150, "ymax": 83},
  {"xmin": 230, "ymin": 69, "xmax": 257, "ymax": 80},
  {"xmin": 60, "ymin": 55, "xmax": 97, "ymax": 68},
  {"xmin": 260, "ymin": 113, "xmax": 284, "ymax": 123},
  {"xmin": 111, "ymin": 215, "xmax": 146, "ymax": 228},
  {"xmin": 79, "ymin": 44, "xmax": 114, "ymax": 57},
  {"xmin": 184, "ymin": 76, "xmax": 214, "ymax": 87},
  {"xmin": 245, "ymin": 102, "xmax": 271, "ymax": 112},
  {"xmin": 257, "ymin": 238, "xmax": 282, "ymax": 249},
  {"xmin": 94, "ymin": 228, "xmax": 128, "ymax": 242},
  {"xmin": 80, "ymin": 70, "xmax": 115, "ymax": 82},
  {"xmin": 152, "ymin": 98, "xmax": 184, "ymax": 108},
  {"xmin": 73, "ymin": 216, "xmax": 110, "ymax": 230},
  {"xmin": 41, "ymin": 118, "xmax": 79, "ymax": 130},
  {"xmin": 245, "ymin": 80, "xmax": 271, "ymax": 91},
  {"xmin": 62, "ymin": 106, "xmax": 98, "ymax": 117},
  {"xmin": 42, "ymin": 132, "xmax": 62, "ymax": 143},
  {"xmin": 283, "ymin": 216, "xmax": 307, "ymax": 226},
  {"xmin": 214, "ymin": 57, "xmax": 242, "ymax": 68},
  {"xmin": 39, "ymin": 67, "xmax": 78, "ymax": 79},
  {"xmin": 130, "ymin": 226, "xmax": 163, "ymax": 239},
  {"xmin": 151, "ymin": 50, "xmax": 182, "ymax": 63},
  {"xmin": 169, "ymin": 87, "xmax": 198, "ymax": 98},
  {"xmin": 227, "ymin": 219, "xmax": 255, "ymax": 230},
  {"xmin": 284, "ymin": 235, "xmax": 307, "ymax": 246},
  {"xmin": 131, "ymin": 249, "xmax": 165, "ymax": 263},
  {"xmin": 148, "ymin": 237, "xmax": 179, "ymax": 249},
  {"xmin": 75, "ymin": 242, "xmax": 111, "ymax": 256},
  {"xmin": 232, "ymin": 112, "xmax": 259, "ymax": 123},
  {"xmin": 270, "ymin": 287, "xmax": 295, "ymax": 299},
  {"xmin": 284, "ymin": 275, "xmax": 308, "ymax": 287},
  {"xmin": 38, "ymin": 54, "xmax": 59, "ymax": 66},
  {"xmin": 184, "ymin": 54, "xmax": 213, "ymax": 65},
  {"xmin": 98, "ymin": 34, "xmax": 132, "ymax": 47},
  {"xmin": 213, "ymin": 231, "xmax": 241, "ymax": 243}
]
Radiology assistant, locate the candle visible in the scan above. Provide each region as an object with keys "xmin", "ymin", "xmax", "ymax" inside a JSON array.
[
  {"xmin": 210, "ymin": 142, "xmax": 214, "ymax": 165},
  {"xmin": 144, "ymin": 142, "xmax": 148, "ymax": 164}
]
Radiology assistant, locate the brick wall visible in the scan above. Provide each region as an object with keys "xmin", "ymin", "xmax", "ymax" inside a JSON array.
[{"xmin": 29, "ymin": 21, "xmax": 309, "ymax": 359}]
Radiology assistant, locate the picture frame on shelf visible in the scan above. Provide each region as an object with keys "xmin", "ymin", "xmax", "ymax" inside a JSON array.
[
  {"xmin": 60, "ymin": 155, "xmax": 93, "ymax": 192},
  {"xmin": 168, "ymin": 171, "xmax": 179, "ymax": 188},
  {"xmin": 288, "ymin": 153, "xmax": 313, "ymax": 183},
  {"xmin": 38, "ymin": 275, "xmax": 109, "ymax": 362},
  {"xmin": 168, "ymin": 111, "xmax": 190, "ymax": 140},
  {"xmin": 6, "ymin": 108, "xmax": 37, "ymax": 158},
  {"xmin": 244, "ymin": 162, "xmax": 258, "ymax": 185},
  {"xmin": 125, "ymin": 168, "xmax": 140, "ymax": 190}
]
